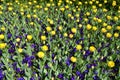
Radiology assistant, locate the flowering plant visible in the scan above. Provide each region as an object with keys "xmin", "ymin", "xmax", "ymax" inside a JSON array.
[{"xmin": 0, "ymin": 0, "xmax": 120, "ymax": 80}]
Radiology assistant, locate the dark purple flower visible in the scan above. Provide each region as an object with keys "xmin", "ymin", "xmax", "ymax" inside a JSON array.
[
  {"xmin": 28, "ymin": 61, "xmax": 33, "ymax": 67},
  {"xmin": 7, "ymin": 33, "xmax": 12, "ymax": 39},
  {"xmin": 84, "ymin": 70, "xmax": 89, "ymax": 74},
  {"xmin": 76, "ymin": 40, "xmax": 80, "ymax": 44},
  {"xmin": 30, "ymin": 77, "xmax": 35, "ymax": 80},
  {"xmin": 66, "ymin": 58, "xmax": 70, "ymax": 66},
  {"xmin": 93, "ymin": 71, "xmax": 98, "ymax": 75},
  {"xmin": 20, "ymin": 70, "xmax": 25, "ymax": 75},
  {"xmin": 72, "ymin": 48, "xmax": 76, "ymax": 52},
  {"xmin": 52, "ymin": 53, "xmax": 55, "ymax": 59},
  {"xmin": 0, "ymin": 63, "xmax": 4, "ymax": 69},
  {"xmin": 16, "ymin": 68, "xmax": 21, "ymax": 73},
  {"xmin": 70, "ymin": 75, "xmax": 75, "ymax": 80},
  {"xmin": 58, "ymin": 73, "xmax": 64, "ymax": 79},
  {"xmin": 0, "ymin": 70, "xmax": 4, "ymax": 80},
  {"xmin": 30, "ymin": 56, "xmax": 35, "ymax": 60},
  {"xmin": 72, "ymin": 63, "xmax": 76, "ymax": 69},
  {"xmin": 31, "ymin": 44, "xmax": 36, "ymax": 48},
  {"xmin": 86, "ymin": 64, "xmax": 91, "ymax": 69},
  {"xmin": 76, "ymin": 71, "xmax": 81, "ymax": 76},
  {"xmin": 12, "ymin": 62, "xmax": 17, "ymax": 70},
  {"xmin": 84, "ymin": 50, "xmax": 91, "ymax": 58},
  {"xmin": 22, "ymin": 28, "xmax": 26, "ymax": 33},
  {"xmin": 93, "ymin": 75, "xmax": 100, "ymax": 80},
  {"xmin": 8, "ymin": 47, "xmax": 15, "ymax": 53},
  {"xmin": 17, "ymin": 77, "xmax": 24, "ymax": 80},
  {"xmin": 0, "ymin": 50, "xmax": 2, "ymax": 56},
  {"xmin": 22, "ymin": 55, "xmax": 31, "ymax": 64},
  {"xmin": 80, "ymin": 28, "xmax": 83, "ymax": 35},
  {"xmin": 79, "ymin": 73, "xmax": 85, "ymax": 80},
  {"xmin": 116, "ymin": 50, "xmax": 119, "ymax": 54},
  {"xmin": 44, "ymin": 64, "xmax": 49, "ymax": 69},
  {"xmin": 97, "ymin": 48, "xmax": 101, "ymax": 52}
]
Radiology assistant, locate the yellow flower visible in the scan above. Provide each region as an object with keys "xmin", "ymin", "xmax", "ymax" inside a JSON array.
[
  {"xmin": 104, "ymin": 0, "xmax": 107, "ymax": 3},
  {"xmin": 93, "ymin": 17, "xmax": 97, "ymax": 21},
  {"xmin": 70, "ymin": 56, "xmax": 77, "ymax": 63},
  {"xmin": 107, "ymin": 16, "xmax": 112, "ymax": 20},
  {"xmin": 0, "ymin": 43, "xmax": 6, "ymax": 49},
  {"xmin": 58, "ymin": 2, "xmax": 61, "ymax": 6},
  {"xmin": 37, "ymin": 51, "xmax": 44, "ymax": 58},
  {"xmin": 92, "ymin": 26, "xmax": 97, "ymax": 31},
  {"xmin": 52, "ymin": 3, "xmax": 54, "ymax": 6},
  {"xmin": 99, "ymin": 4, "xmax": 102, "ymax": 7},
  {"xmin": 51, "ymin": 31, "xmax": 56, "ymax": 35},
  {"xmin": 63, "ymin": 33, "xmax": 68, "ymax": 37},
  {"xmin": 96, "ymin": 1, "xmax": 99, "ymax": 4},
  {"xmin": 86, "ymin": 24, "xmax": 92, "ymax": 30},
  {"xmin": 41, "ymin": 35, "xmax": 46, "ymax": 41},
  {"xmin": 114, "ymin": 33, "xmax": 119, "ymax": 38},
  {"xmin": 68, "ymin": 14, "xmax": 72, "ymax": 17},
  {"xmin": 106, "ymin": 25, "xmax": 112, "ymax": 30},
  {"xmin": 49, "ymin": 20, "xmax": 53, "ymax": 24},
  {"xmin": 35, "ymin": 5, "xmax": 39, "ymax": 8},
  {"xmin": 28, "ymin": 2, "xmax": 32, "ymax": 5},
  {"xmin": 101, "ymin": 28, "xmax": 107, "ymax": 33},
  {"xmin": 78, "ymin": 8, "xmax": 80, "ymax": 11},
  {"xmin": 0, "ymin": 11, "xmax": 2, "ymax": 14},
  {"xmin": 60, "ymin": 7, "xmax": 65, "ymax": 12},
  {"xmin": 106, "ymin": 33, "xmax": 112, "ymax": 38},
  {"xmin": 76, "ymin": 19, "xmax": 79, "ymax": 22},
  {"xmin": 103, "ymin": 8, "xmax": 107, "ymax": 12},
  {"xmin": 58, "ymin": 26, "xmax": 63, "ymax": 31},
  {"xmin": 18, "ymin": 48, "xmax": 23, "ymax": 53},
  {"xmin": 79, "ymin": 24, "xmax": 82, "ymax": 28},
  {"xmin": 92, "ymin": 5, "xmax": 96, "ymax": 9},
  {"xmin": 16, "ymin": 38, "xmax": 20, "ymax": 42},
  {"xmin": 47, "ymin": 18, "xmax": 50, "ymax": 22},
  {"xmin": 76, "ymin": 14, "xmax": 79, "ymax": 17},
  {"xmin": 85, "ymin": 1, "xmax": 88, "ymax": 4},
  {"xmin": 0, "ymin": 34, "xmax": 4, "ymax": 40},
  {"xmin": 46, "ymin": 26, "xmax": 52, "ymax": 32},
  {"xmin": 33, "ymin": 0, "xmax": 37, "ymax": 4},
  {"xmin": 73, "ymin": 9, "xmax": 76, "ymax": 12},
  {"xmin": 69, "ymin": 1, "xmax": 72, "ymax": 4},
  {"xmin": 86, "ymin": 12, "xmax": 90, "ymax": 16},
  {"xmin": 71, "ymin": 28, "xmax": 77, "ymax": 33},
  {"xmin": 46, "ymin": 3, "xmax": 51, "ymax": 7},
  {"xmin": 89, "ymin": 1, "xmax": 93, "ymax": 5},
  {"xmin": 65, "ymin": 5, "xmax": 69, "ymax": 9},
  {"xmin": 113, "ymin": 16, "xmax": 118, "ymax": 21},
  {"xmin": 97, "ymin": 19, "xmax": 102, "ymax": 23},
  {"xmin": 27, "ymin": 14, "xmax": 31, "ymax": 18},
  {"xmin": 30, "ymin": 22, "xmax": 34, "ymax": 26},
  {"xmin": 69, "ymin": 34, "xmax": 73, "ymax": 38},
  {"xmin": 44, "ymin": 7, "xmax": 48, "ymax": 11},
  {"xmin": 103, "ymin": 23, "xmax": 107, "ymax": 27},
  {"xmin": 116, "ymin": 26, "xmax": 120, "ymax": 30},
  {"xmin": 112, "ymin": 1, "xmax": 116, "ymax": 7},
  {"xmin": 21, "ymin": 12, "xmax": 24, "ymax": 15},
  {"xmin": 108, "ymin": 61, "xmax": 115, "ymax": 68},
  {"xmin": 78, "ymin": 1, "xmax": 82, "ymax": 5},
  {"xmin": 8, "ymin": 7, "xmax": 13, "ymax": 11},
  {"xmin": 41, "ymin": 45, "xmax": 48, "ymax": 51},
  {"xmin": 89, "ymin": 46, "xmax": 96, "ymax": 52},
  {"xmin": 76, "ymin": 44, "xmax": 82, "ymax": 50},
  {"xmin": 84, "ymin": 18, "xmax": 88, "ymax": 22},
  {"xmin": 93, "ymin": 9, "xmax": 97, "ymax": 13},
  {"xmin": 27, "ymin": 35, "xmax": 32, "ymax": 41},
  {"xmin": 33, "ymin": 14, "xmax": 37, "ymax": 18}
]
